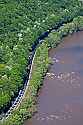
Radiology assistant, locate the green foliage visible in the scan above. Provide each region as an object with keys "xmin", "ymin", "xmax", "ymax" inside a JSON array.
[
  {"xmin": 1, "ymin": 42, "xmax": 49, "ymax": 125},
  {"xmin": 0, "ymin": 0, "xmax": 82, "ymax": 111},
  {"xmin": 1, "ymin": 16, "xmax": 83, "ymax": 125},
  {"xmin": 73, "ymin": 16, "xmax": 83, "ymax": 30},
  {"xmin": 0, "ymin": 0, "xmax": 83, "ymax": 124},
  {"xmin": 46, "ymin": 16, "xmax": 83, "ymax": 48},
  {"xmin": 46, "ymin": 31, "xmax": 61, "ymax": 48}
]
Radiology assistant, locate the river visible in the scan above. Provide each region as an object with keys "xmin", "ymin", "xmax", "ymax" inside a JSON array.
[{"xmin": 24, "ymin": 31, "xmax": 83, "ymax": 125}]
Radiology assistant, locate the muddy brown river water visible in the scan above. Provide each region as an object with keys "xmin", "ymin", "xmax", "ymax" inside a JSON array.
[{"xmin": 24, "ymin": 31, "xmax": 83, "ymax": 125}]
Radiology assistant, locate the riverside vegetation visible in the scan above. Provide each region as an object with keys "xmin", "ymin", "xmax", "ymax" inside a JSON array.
[
  {"xmin": 1, "ymin": 15, "xmax": 83, "ymax": 125},
  {"xmin": 0, "ymin": 0, "xmax": 83, "ymax": 111},
  {"xmin": 0, "ymin": 0, "xmax": 83, "ymax": 124}
]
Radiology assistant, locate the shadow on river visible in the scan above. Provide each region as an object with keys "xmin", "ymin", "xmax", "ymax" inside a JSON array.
[{"xmin": 24, "ymin": 31, "xmax": 83, "ymax": 125}]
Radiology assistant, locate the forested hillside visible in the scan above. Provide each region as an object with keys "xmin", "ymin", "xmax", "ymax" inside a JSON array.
[{"xmin": 0, "ymin": 0, "xmax": 82, "ymax": 113}]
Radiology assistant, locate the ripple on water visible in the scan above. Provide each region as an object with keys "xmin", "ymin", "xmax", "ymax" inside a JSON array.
[{"xmin": 24, "ymin": 31, "xmax": 83, "ymax": 125}]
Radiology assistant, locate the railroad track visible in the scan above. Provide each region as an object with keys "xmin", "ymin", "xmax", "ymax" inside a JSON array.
[{"xmin": 0, "ymin": 16, "xmax": 78, "ymax": 121}]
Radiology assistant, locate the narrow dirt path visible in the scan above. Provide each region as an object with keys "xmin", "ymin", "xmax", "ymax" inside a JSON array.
[{"xmin": 24, "ymin": 31, "xmax": 83, "ymax": 125}]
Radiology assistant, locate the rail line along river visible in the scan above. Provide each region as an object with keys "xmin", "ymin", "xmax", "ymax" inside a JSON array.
[{"xmin": 24, "ymin": 31, "xmax": 83, "ymax": 125}]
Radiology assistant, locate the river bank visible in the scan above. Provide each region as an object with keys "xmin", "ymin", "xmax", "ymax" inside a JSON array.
[
  {"xmin": 1, "ymin": 16, "xmax": 83, "ymax": 125},
  {"xmin": 24, "ymin": 31, "xmax": 83, "ymax": 125}
]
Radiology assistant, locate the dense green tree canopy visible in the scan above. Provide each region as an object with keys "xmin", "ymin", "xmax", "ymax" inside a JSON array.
[{"xmin": 0, "ymin": 0, "xmax": 82, "ymax": 112}]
